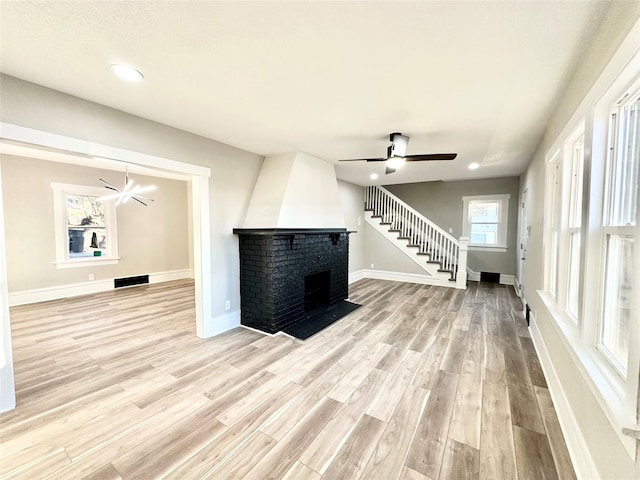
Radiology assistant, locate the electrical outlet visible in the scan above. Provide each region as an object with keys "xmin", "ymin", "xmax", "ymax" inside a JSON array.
[
  {"xmin": 89, "ymin": 274, "xmax": 95, "ymax": 281},
  {"xmin": 370, "ymin": 263, "xmax": 374, "ymax": 269},
  {"xmin": 225, "ymin": 300, "xmax": 231, "ymax": 311},
  {"xmin": 449, "ymin": 227, "xmax": 453, "ymax": 233},
  {"xmin": 357, "ymin": 216, "xmax": 362, "ymax": 226}
]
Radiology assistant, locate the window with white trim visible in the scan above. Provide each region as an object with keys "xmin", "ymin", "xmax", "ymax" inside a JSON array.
[
  {"xmin": 462, "ymin": 194, "xmax": 509, "ymax": 252},
  {"xmin": 566, "ymin": 131, "xmax": 585, "ymax": 321},
  {"xmin": 538, "ymin": 31, "xmax": 639, "ymax": 459},
  {"xmin": 51, "ymin": 183, "xmax": 119, "ymax": 268},
  {"xmin": 546, "ymin": 156, "xmax": 561, "ymax": 299},
  {"xmin": 598, "ymin": 86, "xmax": 638, "ymax": 377}
]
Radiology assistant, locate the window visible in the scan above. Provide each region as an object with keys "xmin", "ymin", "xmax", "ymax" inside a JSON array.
[
  {"xmin": 566, "ymin": 133, "xmax": 585, "ymax": 320},
  {"xmin": 461, "ymin": 194, "xmax": 509, "ymax": 252},
  {"xmin": 547, "ymin": 157, "xmax": 561, "ymax": 299},
  {"xmin": 598, "ymin": 87, "xmax": 639, "ymax": 376},
  {"xmin": 51, "ymin": 183, "xmax": 119, "ymax": 268}
]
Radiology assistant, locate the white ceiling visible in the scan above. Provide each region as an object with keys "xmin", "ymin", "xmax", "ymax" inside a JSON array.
[{"xmin": 0, "ymin": 1, "xmax": 610, "ymax": 186}]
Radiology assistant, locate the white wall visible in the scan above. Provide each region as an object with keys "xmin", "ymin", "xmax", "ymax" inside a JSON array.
[
  {"xmin": 519, "ymin": 3, "xmax": 640, "ymax": 478},
  {"xmin": 337, "ymin": 179, "xmax": 366, "ymax": 276},
  {"xmin": 243, "ymin": 151, "xmax": 346, "ymax": 229}
]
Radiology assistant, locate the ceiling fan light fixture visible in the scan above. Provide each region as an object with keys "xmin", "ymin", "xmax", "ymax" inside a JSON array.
[
  {"xmin": 468, "ymin": 162, "xmax": 480, "ymax": 170},
  {"xmin": 110, "ymin": 64, "xmax": 144, "ymax": 82},
  {"xmin": 386, "ymin": 156, "xmax": 405, "ymax": 170}
]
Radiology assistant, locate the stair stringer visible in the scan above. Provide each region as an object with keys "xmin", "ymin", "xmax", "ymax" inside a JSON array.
[{"xmin": 365, "ymin": 211, "xmax": 455, "ymax": 288}]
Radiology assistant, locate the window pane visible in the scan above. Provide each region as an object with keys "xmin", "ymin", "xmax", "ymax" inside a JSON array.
[
  {"xmin": 569, "ymin": 138, "xmax": 584, "ymax": 228},
  {"xmin": 66, "ymin": 195, "xmax": 105, "ymax": 227},
  {"xmin": 567, "ymin": 232, "xmax": 581, "ymax": 320},
  {"xmin": 469, "ymin": 201, "xmax": 499, "ymax": 223},
  {"xmin": 549, "ymin": 231, "xmax": 559, "ymax": 297},
  {"xmin": 608, "ymin": 93, "xmax": 639, "ymax": 226},
  {"xmin": 470, "ymin": 223, "xmax": 498, "ymax": 245},
  {"xmin": 600, "ymin": 234, "xmax": 634, "ymax": 375},
  {"xmin": 66, "ymin": 195, "xmax": 107, "ymax": 258}
]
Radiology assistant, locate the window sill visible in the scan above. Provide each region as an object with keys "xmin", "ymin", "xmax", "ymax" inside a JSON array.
[
  {"xmin": 55, "ymin": 257, "xmax": 120, "ymax": 269},
  {"xmin": 536, "ymin": 289, "xmax": 636, "ymax": 458},
  {"xmin": 468, "ymin": 245, "xmax": 508, "ymax": 253}
]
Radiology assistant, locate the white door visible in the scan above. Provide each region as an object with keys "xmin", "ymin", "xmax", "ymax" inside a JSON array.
[{"xmin": 518, "ymin": 188, "xmax": 529, "ymax": 301}]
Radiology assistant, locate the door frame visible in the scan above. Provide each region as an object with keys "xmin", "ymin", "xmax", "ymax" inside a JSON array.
[{"xmin": 0, "ymin": 122, "xmax": 213, "ymax": 412}]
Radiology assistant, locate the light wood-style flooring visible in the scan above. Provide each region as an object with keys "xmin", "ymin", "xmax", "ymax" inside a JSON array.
[{"xmin": 0, "ymin": 278, "xmax": 576, "ymax": 479}]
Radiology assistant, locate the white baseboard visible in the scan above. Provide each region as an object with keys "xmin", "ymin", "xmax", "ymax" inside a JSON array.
[
  {"xmin": 466, "ymin": 267, "xmax": 514, "ymax": 286},
  {"xmin": 203, "ymin": 310, "xmax": 240, "ymax": 338},
  {"xmin": 353, "ymin": 268, "xmax": 453, "ymax": 288},
  {"xmin": 8, "ymin": 269, "xmax": 192, "ymax": 306},
  {"xmin": 529, "ymin": 317, "xmax": 600, "ymax": 480},
  {"xmin": 349, "ymin": 269, "xmax": 366, "ymax": 284}
]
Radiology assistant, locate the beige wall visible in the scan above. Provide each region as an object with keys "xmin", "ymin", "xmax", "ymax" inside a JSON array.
[
  {"xmin": 384, "ymin": 177, "xmax": 520, "ymax": 276},
  {"xmin": 519, "ymin": 4, "xmax": 640, "ymax": 479},
  {"xmin": 1, "ymin": 155, "xmax": 189, "ymax": 292}
]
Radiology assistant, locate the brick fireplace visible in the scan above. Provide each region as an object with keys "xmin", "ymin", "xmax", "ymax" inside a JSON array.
[{"xmin": 233, "ymin": 228, "xmax": 351, "ymax": 335}]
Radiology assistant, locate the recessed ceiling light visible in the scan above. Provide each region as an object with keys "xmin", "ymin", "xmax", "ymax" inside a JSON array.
[
  {"xmin": 468, "ymin": 162, "xmax": 480, "ymax": 170},
  {"xmin": 370, "ymin": 173, "xmax": 379, "ymax": 180},
  {"xmin": 110, "ymin": 64, "xmax": 144, "ymax": 82}
]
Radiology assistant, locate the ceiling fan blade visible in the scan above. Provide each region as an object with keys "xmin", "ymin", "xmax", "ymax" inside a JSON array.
[
  {"xmin": 385, "ymin": 166, "xmax": 396, "ymax": 175},
  {"xmin": 338, "ymin": 158, "xmax": 387, "ymax": 162},
  {"xmin": 404, "ymin": 153, "xmax": 457, "ymax": 162}
]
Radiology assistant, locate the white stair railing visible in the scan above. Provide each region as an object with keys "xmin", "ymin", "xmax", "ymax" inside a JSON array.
[{"xmin": 365, "ymin": 186, "xmax": 468, "ymax": 288}]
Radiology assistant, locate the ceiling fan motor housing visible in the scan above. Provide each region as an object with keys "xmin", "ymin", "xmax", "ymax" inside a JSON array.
[{"xmin": 389, "ymin": 132, "xmax": 409, "ymax": 157}]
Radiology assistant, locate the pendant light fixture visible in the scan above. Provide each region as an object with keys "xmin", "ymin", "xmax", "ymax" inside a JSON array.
[{"xmin": 98, "ymin": 166, "xmax": 156, "ymax": 206}]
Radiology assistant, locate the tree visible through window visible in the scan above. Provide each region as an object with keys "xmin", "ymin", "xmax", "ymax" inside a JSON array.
[
  {"xmin": 51, "ymin": 183, "xmax": 119, "ymax": 268},
  {"xmin": 66, "ymin": 194, "xmax": 107, "ymax": 258}
]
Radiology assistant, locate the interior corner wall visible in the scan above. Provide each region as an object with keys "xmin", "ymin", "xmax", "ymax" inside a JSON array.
[
  {"xmin": 385, "ymin": 177, "xmax": 520, "ymax": 276},
  {"xmin": 518, "ymin": 3, "xmax": 640, "ymax": 479},
  {"xmin": 1, "ymin": 155, "xmax": 189, "ymax": 293},
  {"xmin": 0, "ymin": 74, "xmax": 264, "ymax": 329},
  {"xmin": 336, "ymin": 179, "xmax": 365, "ymax": 275}
]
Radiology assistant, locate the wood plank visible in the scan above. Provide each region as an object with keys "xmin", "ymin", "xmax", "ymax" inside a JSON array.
[
  {"xmin": 361, "ymin": 384, "xmax": 430, "ymax": 480},
  {"xmin": 299, "ymin": 368, "xmax": 387, "ymax": 473},
  {"xmin": 281, "ymin": 461, "xmax": 322, "ymax": 480},
  {"xmin": 405, "ymin": 370, "xmax": 459, "ymax": 478},
  {"xmin": 321, "ymin": 414, "xmax": 387, "ymax": 480},
  {"xmin": 479, "ymin": 381, "xmax": 517, "ymax": 480},
  {"xmin": 534, "ymin": 386, "xmax": 577, "ymax": 480},
  {"xmin": 439, "ymin": 438, "xmax": 480, "ymax": 480},
  {"xmin": 202, "ymin": 431, "xmax": 275, "ymax": 480},
  {"xmin": 508, "ymin": 383, "xmax": 545, "ymax": 434},
  {"xmin": 243, "ymin": 396, "xmax": 342, "ymax": 480},
  {"xmin": 449, "ymin": 360, "xmax": 483, "ymax": 449},
  {"xmin": 520, "ymin": 336, "xmax": 548, "ymax": 388},
  {"xmin": 513, "ymin": 425, "xmax": 559, "ymax": 480},
  {"xmin": 366, "ymin": 350, "xmax": 423, "ymax": 422}
]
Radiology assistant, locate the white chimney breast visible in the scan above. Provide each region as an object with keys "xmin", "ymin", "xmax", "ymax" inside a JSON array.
[{"xmin": 243, "ymin": 151, "xmax": 346, "ymax": 229}]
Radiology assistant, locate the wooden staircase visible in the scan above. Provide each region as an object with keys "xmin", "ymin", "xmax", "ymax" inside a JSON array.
[{"xmin": 365, "ymin": 186, "xmax": 468, "ymax": 289}]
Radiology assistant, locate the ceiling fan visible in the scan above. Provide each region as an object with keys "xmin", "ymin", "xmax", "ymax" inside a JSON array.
[{"xmin": 339, "ymin": 132, "xmax": 457, "ymax": 174}]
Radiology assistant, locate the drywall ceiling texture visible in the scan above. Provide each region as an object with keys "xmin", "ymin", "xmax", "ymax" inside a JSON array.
[
  {"xmin": 0, "ymin": 155, "xmax": 189, "ymax": 292},
  {"xmin": 385, "ymin": 177, "xmax": 520, "ymax": 276},
  {"xmin": 0, "ymin": 1, "xmax": 612, "ymax": 185}
]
